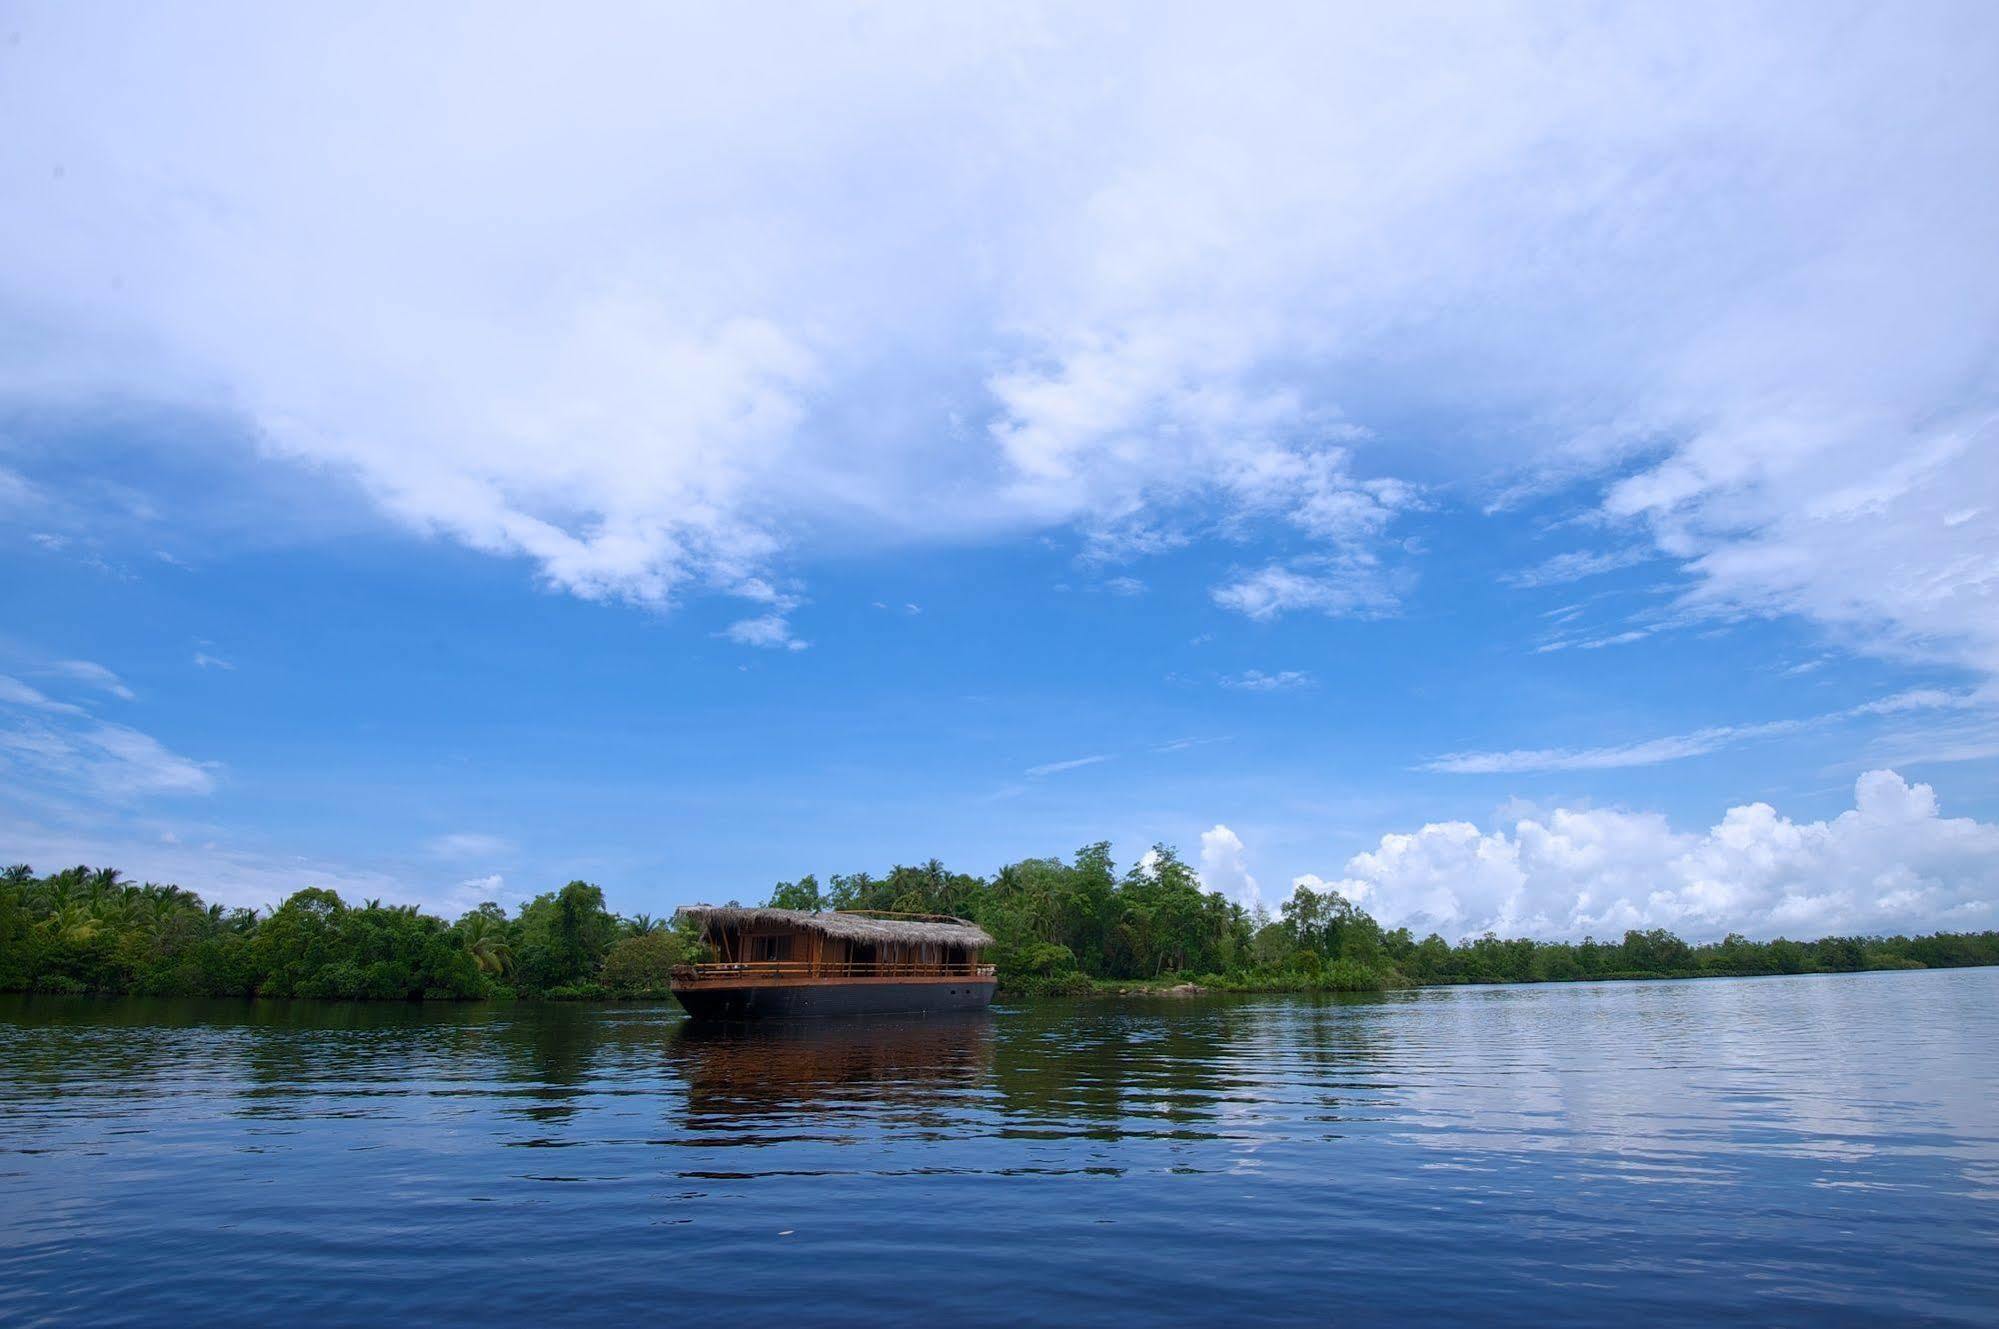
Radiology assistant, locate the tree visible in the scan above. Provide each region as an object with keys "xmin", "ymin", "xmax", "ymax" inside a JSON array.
[
  {"xmin": 766, "ymin": 875, "xmax": 824, "ymax": 911},
  {"xmin": 458, "ymin": 910, "xmax": 516, "ymax": 978},
  {"xmin": 600, "ymin": 930, "xmax": 690, "ymax": 995},
  {"xmin": 513, "ymin": 881, "xmax": 618, "ymax": 992}
]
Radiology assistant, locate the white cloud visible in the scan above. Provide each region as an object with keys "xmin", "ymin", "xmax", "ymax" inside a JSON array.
[
  {"xmin": 1155, "ymin": 735, "xmax": 1230, "ymax": 754},
  {"xmin": 1211, "ymin": 558, "xmax": 1400, "ymax": 621},
  {"xmin": 1221, "ymin": 669, "xmax": 1313, "ymax": 693},
  {"xmin": 0, "ymin": 676, "xmax": 85, "ymax": 716},
  {"xmin": 0, "ymin": 823, "xmax": 406, "ymax": 912},
  {"xmin": 1424, "ymin": 690, "xmax": 1983, "ymax": 774},
  {"xmin": 48, "ymin": 660, "xmax": 135, "ymax": 700},
  {"xmin": 720, "ymin": 614, "xmax": 808, "ymax": 651},
  {"xmin": 0, "ymin": 3, "xmax": 1992, "ymax": 678},
  {"xmin": 192, "ymin": 652, "xmax": 235, "ymax": 671},
  {"xmin": 434, "ymin": 873, "xmax": 514, "ymax": 917},
  {"xmin": 1025, "ymin": 754, "xmax": 1111, "ymax": 777},
  {"xmin": 0, "ymin": 674, "xmax": 214, "ymax": 798},
  {"xmin": 0, "ymin": 466, "xmax": 38, "ymax": 509},
  {"xmin": 1502, "ymin": 548, "xmax": 1652, "ymax": 590},
  {"xmin": 0, "ymin": 813, "xmax": 515, "ymax": 917},
  {"xmin": 1198, "ymin": 823, "xmax": 1259, "ymax": 907},
  {"xmin": 1100, "ymin": 576, "xmax": 1148, "ymax": 596},
  {"xmin": 1316, "ymin": 770, "xmax": 1999, "ymax": 941}
]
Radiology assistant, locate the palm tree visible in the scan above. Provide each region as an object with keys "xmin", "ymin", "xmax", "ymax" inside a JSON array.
[
  {"xmin": 460, "ymin": 914, "xmax": 515, "ymax": 978},
  {"xmin": 44, "ymin": 902, "xmax": 101, "ymax": 946},
  {"xmin": 626, "ymin": 913, "xmax": 663, "ymax": 936},
  {"xmin": 86, "ymin": 867, "xmax": 123, "ymax": 902}
]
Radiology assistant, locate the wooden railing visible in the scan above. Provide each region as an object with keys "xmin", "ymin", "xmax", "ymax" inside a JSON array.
[{"xmin": 672, "ymin": 960, "xmax": 997, "ymax": 982}]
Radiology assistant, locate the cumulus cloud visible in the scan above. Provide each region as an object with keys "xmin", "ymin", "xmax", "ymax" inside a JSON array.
[
  {"xmin": 1198, "ymin": 823, "xmax": 1259, "ymax": 907},
  {"xmin": 1312, "ymin": 770, "xmax": 1999, "ymax": 941}
]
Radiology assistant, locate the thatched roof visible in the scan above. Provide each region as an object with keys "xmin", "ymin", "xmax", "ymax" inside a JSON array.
[{"xmin": 674, "ymin": 906, "xmax": 993, "ymax": 948}]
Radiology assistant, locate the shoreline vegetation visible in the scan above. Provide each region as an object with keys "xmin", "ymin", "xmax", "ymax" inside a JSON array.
[{"xmin": 5, "ymin": 849, "xmax": 1997, "ymax": 1003}]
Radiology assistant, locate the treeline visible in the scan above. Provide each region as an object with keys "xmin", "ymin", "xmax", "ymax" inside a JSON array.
[
  {"xmin": 760, "ymin": 844, "xmax": 1999, "ymax": 992},
  {"xmin": 0, "ymin": 866, "xmax": 693, "ymax": 1001},
  {"xmin": 4, "ymin": 853, "xmax": 1998, "ymax": 1002}
]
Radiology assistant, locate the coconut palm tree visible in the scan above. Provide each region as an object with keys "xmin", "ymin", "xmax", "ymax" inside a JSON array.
[
  {"xmin": 459, "ymin": 913, "xmax": 515, "ymax": 978},
  {"xmin": 626, "ymin": 913, "xmax": 663, "ymax": 936},
  {"xmin": 44, "ymin": 902, "xmax": 101, "ymax": 946}
]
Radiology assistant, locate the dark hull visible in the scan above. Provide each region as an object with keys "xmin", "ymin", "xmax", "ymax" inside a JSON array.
[{"xmin": 672, "ymin": 979, "xmax": 996, "ymax": 1021}]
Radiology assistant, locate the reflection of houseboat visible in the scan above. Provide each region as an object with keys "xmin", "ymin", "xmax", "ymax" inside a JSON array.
[
  {"xmin": 669, "ymin": 907, "xmax": 997, "ymax": 1020},
  {"xmin": 670, "ymin": 1012, "xmax": 996, "ymax": 1114}
]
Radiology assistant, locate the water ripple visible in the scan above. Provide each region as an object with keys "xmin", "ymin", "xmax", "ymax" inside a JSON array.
[{"xmin": 2, "ymin": 971, "xmax": 1996, "ymax": 1326}]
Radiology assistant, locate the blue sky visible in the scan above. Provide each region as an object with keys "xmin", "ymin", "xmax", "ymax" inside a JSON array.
[{"xmin": 3, "ymin": 3, "xmax": 1997, "ymax": 939}]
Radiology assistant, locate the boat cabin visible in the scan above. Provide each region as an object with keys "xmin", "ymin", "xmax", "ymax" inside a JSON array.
[{"xmin": 672, "ymin": 906, "xmax": 993, "ymax": 979}]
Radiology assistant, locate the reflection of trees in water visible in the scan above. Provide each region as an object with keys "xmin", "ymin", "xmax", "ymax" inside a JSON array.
[
  {"xmin": 222, "ymin": 1000, "xmax": 683, "ymax": 1127},
  {"xmin": 983, "ymin": 993, "xmax": 1404, "ymax": 1146},
  {"xmin": 3, "ymin": 992, "xmax": 1409, "ymax": 1149}
]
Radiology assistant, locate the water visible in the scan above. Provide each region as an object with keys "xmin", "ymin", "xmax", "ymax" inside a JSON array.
[{"xmin": 2, "ymin": 969, "xmax": 1995, "ymax": 1327}]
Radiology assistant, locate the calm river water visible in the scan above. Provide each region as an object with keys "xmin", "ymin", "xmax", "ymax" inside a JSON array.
[{"xmin": 2, "ymin": 969, "xmax": 1995, "ymax": 1326}]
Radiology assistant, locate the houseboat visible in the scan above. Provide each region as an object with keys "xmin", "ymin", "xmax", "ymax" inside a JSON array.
[{"xmin": 668, "ymin": 906, "xmax": 997, "ymax": 1020}]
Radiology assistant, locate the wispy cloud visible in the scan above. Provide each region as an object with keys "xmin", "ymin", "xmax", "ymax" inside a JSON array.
[
  {"xmin": 1221, "ymin": 669, "xmax": 1313, "ymax": 692},
  {"xmin": 1211, "ymin": 558, "xmax": 1399, "ymax": 622},
  {"xmin": 1423, "ymin": 689, "xmax": 1985, "ymax": 774},
  {"xmin": 1154, "ymin": 736, "xmax": 1232, "ymax": 753},
  {"xmin": 1424, "ymin": 722, "xmax": 1799, "ymax": 774},
  {"xmin": 0, "ymin": 675, "xmax": 215, "ymax": 797},
  {"xmin": 1536, "ymin": 628, "xmax": 1653, "ymax": 654},
  {"xmin": 48, "ymin": 660, "xmax": 135, "ymax": 700},
  {"xmin": 1025, "ymin": 754, "xmax": 1112, "ymax": 777},
  {"xmin": 192, "ymin": 652, "xmax": 236, "ymax": 671},
  {"xmin": 1502, "ymin": 547, "xmax": 1651, "ymax": 589},
  {"xmin": 0, "ymin": 676, "xmax": 86, "ymax": 716}
]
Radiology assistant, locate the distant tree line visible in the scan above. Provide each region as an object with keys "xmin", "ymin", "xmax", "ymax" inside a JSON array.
[
  {"xmin": 761, "ymin": 844, "xmax": 1999, "ymax": 993},
  {"xmin": 4, "ymin": 853, "xmax": 1997, "ymax": 1001},
  {"xmin": 0, "ymin": 865, "xmax": 693, "ymax": 1001}
]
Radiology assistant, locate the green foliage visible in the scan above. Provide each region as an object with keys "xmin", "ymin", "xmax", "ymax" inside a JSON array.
[
  {"xmin": 753, "ymin": 848, "xmax": 1999, "ymax": 995},
  {"xmin": 766, "ymin": 875, "xmax": 824, "ymax": 911},
  {"xmin": 600, "ymin": 930, "xmax": 691, "ymax": 996},
  {"xmin": 512, "ymin": 881, "xmax": 619, "ymax": 994},
  {"xmin": 5, "ymin": 857, "xmax": 1998, "ymax": 1003}
]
